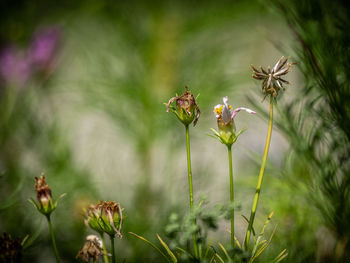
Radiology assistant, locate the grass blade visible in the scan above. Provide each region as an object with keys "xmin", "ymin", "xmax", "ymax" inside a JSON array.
[
  {"xmin": 129, "ymin": 232, "xmax": 170, "ymax": 263},
  {"xmin": 272, "ymin": 249, "xmax": 288, "ymax": 263},
  {"xmin": 204, "ymin": 237, "xmax": 213, "ymax": 258},
  {"xmin": 157, "ymin": 234, "xmax": 177, "ymax": 263},
  {"xmin": 218, "ymin": 242, "xmax": 231, "ymax": 261}
]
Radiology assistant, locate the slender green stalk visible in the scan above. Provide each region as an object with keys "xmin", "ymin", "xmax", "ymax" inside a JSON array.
[
  {"xmin": 227, "ymin": 145, "xmax": 234, "ymax": 249},
  {"xmin": 46, "ymin": 216, "xmax": 61, "ymax": 263},
  {"xmin": 110, "ymin": 235, "xmax": 116, "ymax": 263},
  {"xmin": 185, "ymin": 125, "xmax": 199, "ymax": 258},
  {"xmin": 100, "ymin": 234, "xmax": 110, "ymax": 263},
  {"xmin": 244, "ymin": 97, "xmax": 273, "ymax": 249}
]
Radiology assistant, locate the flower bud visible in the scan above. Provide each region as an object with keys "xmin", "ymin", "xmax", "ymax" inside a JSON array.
[
  {"xmin": 212, "ymin": 97, "xmax": 255, "ymax": 146},
  {"xmin": 76, "ymin": 235, "xmax": 103, "ymax": 263},
  {"xmin": 30, "ymin": 174, "xmax": 65, "ymax": 217},
  {"xmin": 34, "ymin": 174, "xmax": 54, "ymax": 215},
  {"xmin": 166, "ymin": 86, "xmax": 200, "ymax": 127},
  {"xmin": 86, "ymin": 201, "xmax": 123, "ymax": 238}
]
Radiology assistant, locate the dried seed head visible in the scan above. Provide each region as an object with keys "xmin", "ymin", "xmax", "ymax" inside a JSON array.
[
  {"xmin": 0, "ymin": 233, "xmax": 23, "ymax": 263},
  {"xmin": 251, "ymin": 56, "xmax": 295, "ymax": 99},
  {"xmin": 76, "ymin": 235, "xmax": 103, "ymax": 262},
  {"xmin": 166, "ymin": 86, "xmax": 200, "ymax": 126}
]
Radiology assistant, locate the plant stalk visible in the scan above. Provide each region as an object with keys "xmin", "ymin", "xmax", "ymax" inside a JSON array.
[
  {"xmin": 100, "ymin": 234, "xmax": 109, "ymax": 263},
  {"xmin": 244, "ymin": 97, "xmax": 273, "ymax": 249},
  {"xmin": 185, "ymin": 125, "xmax": 199, "ymax": 258},
  {"xmin": 227, "ymin": 145, "xmax": 234, "ymax": 249},
  {"xmin": 110, "ymin": 235, "xmax": 116, "ymax": 263},
  {"xmin": 46, "ymin": 215, "xmax": 61, "ymax": 263}
]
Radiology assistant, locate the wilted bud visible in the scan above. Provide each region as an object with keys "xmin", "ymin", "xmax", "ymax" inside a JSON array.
[
  {"xmin": 76, "ymin": 235, "xmax": 103, "ymax": 263},
  {"xmin": 86, "ymin": 201, "xmax": 123, "ymax": 238},
  {"xmin": 166, "ymin": 86, "xmax": 200, "ymax": 127},
  {"xmin": 30, "ymin": 174, "xmax": 65, "ymax": 217},
  {"xmin": 211, "ymin": 97, "xmax": 255, "ymax": 146},
  {"xmin": 34, "ymin": 175, "xmax": 53, "ymax": 213}
]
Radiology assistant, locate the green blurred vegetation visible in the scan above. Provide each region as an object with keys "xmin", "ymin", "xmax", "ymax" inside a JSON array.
[{"xmin": 0, "ymin": 0, "xmax": 349, "ymax": 262}]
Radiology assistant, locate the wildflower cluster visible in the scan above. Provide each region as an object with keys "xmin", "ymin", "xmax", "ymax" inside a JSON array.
[{"xmin": 16, "ymin": 56, "xmax": 293, "ymax": 263}]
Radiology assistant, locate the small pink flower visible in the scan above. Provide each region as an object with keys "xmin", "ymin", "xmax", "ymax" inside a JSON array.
[{"xmin": 212, "ymin": 96, "xmax": 255, "ymax": 146}]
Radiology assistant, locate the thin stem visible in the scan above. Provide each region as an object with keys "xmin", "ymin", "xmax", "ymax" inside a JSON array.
[
  {"xmin": 244, "ymin": 97, "xmax": 273, "ymax": 249},
  {"xmin": 227, "ymin": 145, "xmax": 234, "ymax": 249},
  {"xmin": 46, "ymin": 216, "xmax": 61, "ymax": 263},
  {"xmin": 185, "ymin": 125, "xmax": 199, "ymax": 259},
  {"xmin": 100, "ymin": 234, "xmax": 110, "ymax": 263},
  {"xmin": 110, "ymin": 235, "xmax": 116, "ymax": 263}
]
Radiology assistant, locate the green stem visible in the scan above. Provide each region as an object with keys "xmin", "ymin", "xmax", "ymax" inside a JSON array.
[
  {"xmin": 110, "ymin": 235, "xmax": 116, "ymax": 263},
  {"xmin": 100, "ymin": 234, "xmax": 110, "ymax": 263},
  {"xmin": 227, "ymin": 145, "xmax": 234, "ymax": 249},
  {"xmin": 244, "ymin": 97, "xmax": 273, "ymax": 249},
  {"xmin": 185, "ymin": 125, "xmax": 199, "ymax": 259},
  {"xmin": 46, "ymin": 216, "xmax": 61, "ymax": 263}
]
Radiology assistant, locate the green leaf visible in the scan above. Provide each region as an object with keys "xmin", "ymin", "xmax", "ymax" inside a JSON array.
[
  {"xmin": 28, "ymin": 198, "xmax": 40, "ymax": 211},
  {"xmin": 242, "ymin": 214, "xmax": 256, "ymax": 236},
  {"xmin": 218, "ymin": 242, "xmax": 231, "ymax": 261},
  {"xmin": 129, "ymin": 232, "xmax": 170, "ymax": 263},
  {"xmin": 157, "ymin": 234, "xmax": 177, "ymax": 263},
  {"xmin": 215, "ymin": 253, "xmax": 225, "ymax": 263},
  {"xmin": 204, "ymin": 237, "xmax": 212, "ymax": 258},
  {"xmin": 54, "ymin": 193, "xmax": 67, "ymax": 207},
  {"xmin": 272, "ymin": 249, "xmax": 288, "ymax": 263},
  {"xmin": 210, "ymin": 128, "xmax": 220, "ymax": 137},
  {"xmin": 236, "ymin": 127, "xmax": 246, "ymax": 138},
  {"xmin": 22, "ymin": 219, "xmax": 43, "ymax": 249},
  {"xmin": 251, "ymin": 211, "xmax": 274, "ymax": 257}
]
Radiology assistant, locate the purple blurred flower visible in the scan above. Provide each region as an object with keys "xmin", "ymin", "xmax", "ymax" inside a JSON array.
[
  {"xmin": 0, "ymin": 46, "xmax": 31, "ymax": 86},
  {"xmin": 0, "ymin": 26, "xmax": 61, "ymax": 87},
  {"xmin": 29, "ymin": 27, "xmax": 61, "ymax": 71}
]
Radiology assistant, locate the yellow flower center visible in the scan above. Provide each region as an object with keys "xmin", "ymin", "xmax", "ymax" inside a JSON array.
[{"xmin": 214, "ymin": 104, "xmax": 232, "ymax": 117}]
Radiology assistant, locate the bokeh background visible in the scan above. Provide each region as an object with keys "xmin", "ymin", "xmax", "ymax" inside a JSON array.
[{"xmin": 1, "ymin": 0, "xmax": 349, "ymax": 262}]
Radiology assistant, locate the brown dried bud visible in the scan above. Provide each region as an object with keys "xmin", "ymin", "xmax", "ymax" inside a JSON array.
[
  {"xmin": 30, "ymin": 174, "xmax": 65, "ymax": 217},
  {"xmin": 34, "ymin": 174, "xmax": 53, "ymax": 214},
  {"xmin": 0, "ymin": 233, "xmax": 23, "ymax": 263},
  {"xmin": 76, "ymin": 235, "xmax": 103, "ymax": 262}
]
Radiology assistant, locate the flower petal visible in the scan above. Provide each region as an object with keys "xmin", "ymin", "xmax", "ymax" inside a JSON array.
[
  {"xmin": 221, "ymin": 97, "xmax": 231, "ymax": 123},
  {"xmin": 231, "ymin": 107, "xmax": 256, "ymax": 119}
]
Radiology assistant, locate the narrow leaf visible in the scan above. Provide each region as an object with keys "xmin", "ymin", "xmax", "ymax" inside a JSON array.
[
  {"xmin": 129, "ymin": 232, "xmax": 170, "ymax": 263},
  {"xmin": 204, "ymin": 237, "xmax": 213, "ymax": 258},
  {"xmin": 218, "ymin": 242, "xmax": 231, "ymax": 261},
  {"xmin": 272, "ymin": 249, "xmax": 288, "ymax": 263},
  {"xmin": 157, "ymin": 234, "xmax": 177, "ymax": 263}
]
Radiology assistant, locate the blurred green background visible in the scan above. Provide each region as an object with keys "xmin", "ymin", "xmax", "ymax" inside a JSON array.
[{"xmin": 0, "ymin": 0, "xmax": 349, "ymax": 262}]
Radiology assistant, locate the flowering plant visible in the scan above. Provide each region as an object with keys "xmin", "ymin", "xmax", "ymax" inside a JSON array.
[{"xmin": 211, "ymin": 96, "xmax": 255, "ymax": 146}]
